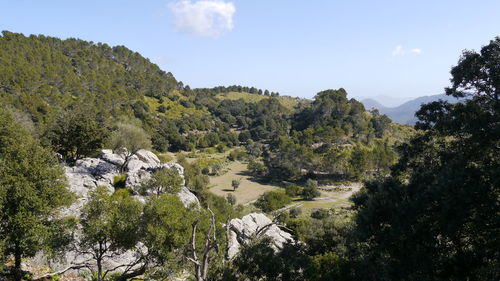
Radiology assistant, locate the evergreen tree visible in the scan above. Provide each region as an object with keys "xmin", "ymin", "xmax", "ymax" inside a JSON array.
[
  {"xmin": 352, "ymin": 37, "xmax": 500, "ymax": 281},
  {"xmin": 79, "ymin": 187, "xmax": 143, "ymax": 281},
  {"xmin": 0, "ymin": 109, "xmax": 74, "ymax": 280},
  {"xmin": 47, "ymin": 108, "xmax": 108, "ymax": 163}
]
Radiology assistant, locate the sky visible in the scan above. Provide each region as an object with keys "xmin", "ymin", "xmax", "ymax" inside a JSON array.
[{"xmin": 1, "ymin": 0, "xmax": 499, "ymax": 105}]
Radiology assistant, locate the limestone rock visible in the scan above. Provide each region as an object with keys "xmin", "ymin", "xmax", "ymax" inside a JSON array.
[
  {"xmin": 30, "ymin": 149, "xmax": 200, "ymax": 275},
  {"xmin": 135, "ymin": 149, "xmax": 161, "ymax": 166},
  {"xmin": 100, "ymin": 149, "xmax": 125, "ymax": 166},
  {"xmin": 227, "ymin": 213, "xmax": 294, "ymax": 259}
]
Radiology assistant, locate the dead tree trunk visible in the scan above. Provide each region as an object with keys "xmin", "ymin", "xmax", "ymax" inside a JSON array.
[{"xmin": 187, "ymin": 208, "xmax": 219, "ymax": 281}]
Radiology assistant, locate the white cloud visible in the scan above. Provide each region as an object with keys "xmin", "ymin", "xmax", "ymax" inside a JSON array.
[
  {"xmin": 169, "ymin": 0, "xmax": 236, "ymax": 38},
  {"xmin": 409, "ymin": 48, "xmax": 422, "ymax": 54},
  {"xmin": 391, "ymin": 45, "xmax": 422, "ymax": 56}
]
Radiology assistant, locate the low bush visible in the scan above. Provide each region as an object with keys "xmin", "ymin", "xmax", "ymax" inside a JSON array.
[{"xmin": 113, "ymin": 174, "xmax": 127, "ymax": 189}]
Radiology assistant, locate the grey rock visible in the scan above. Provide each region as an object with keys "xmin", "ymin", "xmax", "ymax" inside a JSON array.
[
  {"xmin": 135, "ymin": 149, "xmax": 160, "ymax": 166},
  {"xmin": 100, "ymin": 149, "xmax": 125, "ymax": 166},
  {"xmin": 227, "ymin": 213, "xmax": 294, "ymax": 259},
  {"xmin": 29, "ymin": 149, "xmax": 199, "ymax": 276}
]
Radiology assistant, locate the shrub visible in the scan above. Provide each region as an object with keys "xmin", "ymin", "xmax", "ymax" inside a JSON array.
[
  {"xmin": 202, "ymin": 167, "xmax": 210, "ymax": 175},
  {"xmin": 158, "ymin": 105, "xmax": 167, "ymax": 113},
  {"xmin": 289, "ymin": 207, "xmax": 302, "ymax": 218},
  {"xmin": 226, "ymin": 193, "xmax": 237, "ymax": 206},
  {"xmin": 228, "ymin": 149, "xmax": 247, "ymax": 161},
  {"xmin": 247, "ymin": 160, "xmax": 266, "ymax": 177},
  {"xmin": 113, "ymin": 174, "xmax": 127, "ymax": 189},
  {"xmin": 255, "ymin": 191, "xmax": 292, "ymax": 212},
  {"xmin": 231, "ymin": 179, "xmax": 241, "ymax": 191},
  {"xmin": 211, "ymin": 163, "xmax": 223, "ymax": 176},
  {"xmin": 216, "ymin": 143, "xmax": 226, "ymax": 153},
  {"xmin": 302, "ymin": 179, "xmax": 321, "ymax": 200},
  {"xmin": 285, "ymin": 184, "xmax": 303, "ymax": 197},
  {"xmin": 310, "ymin": 209, "xmax": 330, "ymax": 220}
]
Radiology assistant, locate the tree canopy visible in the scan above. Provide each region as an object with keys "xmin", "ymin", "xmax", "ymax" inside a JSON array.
[
  {"xmin": 0, "ymin": 109, "xmax": 74, "ymax": 280},
  {"xmin": 351, "ymin": 36, "xmax": 500, "ymax": 281}
]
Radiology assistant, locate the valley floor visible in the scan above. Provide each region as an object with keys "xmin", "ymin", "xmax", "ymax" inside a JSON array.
[
  {"xmin": 208, "ymin": 161, "xmax": 280, "ymax": 205},
  {"xmin": 208, "ymin": 160, "xmax": 362, "ymax": 217}
]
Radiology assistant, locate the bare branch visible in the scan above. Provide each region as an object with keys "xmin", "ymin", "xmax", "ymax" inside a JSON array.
[{"xmin": 32, "ymin": 264, "xmax": 87, "ymax": 281}]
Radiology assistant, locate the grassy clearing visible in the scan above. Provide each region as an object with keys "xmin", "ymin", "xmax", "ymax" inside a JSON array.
[
  {"xmin": 297, "ymin": 194, "xmax": 351, "ymax": 216},
  {"xmin": 215, "ymin": 91, "xmax": 305, "ymax": 111},
  {"xmin": 144, "ymin": 96, "xmax": 207, "ymax": 119},
  {"xmin": 208, "ymin": 161, "xmax": 281, "ymax": 205},
  {"xmin": 168, "ymin": 147, "xmax": 361, "ymax": 217},
  {"xmin": 293, "ymin": 183, "xmax": 362, "ymax": 217},
  {"xmin": 207, "ymin": 157, "xmax": 361, "ymax": 218}
]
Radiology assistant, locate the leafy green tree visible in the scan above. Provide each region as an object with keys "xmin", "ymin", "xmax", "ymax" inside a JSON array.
[
  {"xmin": 371, "ymin": 138, "xmax": 397, "ymax": 176},
  {"xmin": 255, "ymin": 191, "xmax": 291, "ymax": 212},
  {"xmin": 226, "ymin": 193, "xmax": 236, "ymax": 206},
  {"xmin": 348, "ymin": 145, "xmax": 370, "ymax": 180},
  {"xmin": 238, "ymin": 130, "xmax": 251, "ymax": 143},
  {"xmin": 285, "ymin": 183, "xmax": 303, "ymax": 197},
  {"xmin": 231, "ymin": 179, "xmax": 241, "ymax": 191},
  {"xmin": 247, "ymin": 160, "xmax": 266, "ymax": 177},
  {"xmin": 231, "ymin": 237, "xmax": 309, "ymax": 281},
  {"xmin": 370, "ymin": 109, "xmax": 391, "ymax": 138},
  {"xmin": 264, "ymin": 137, "xmax": 313, "ymax": 181},
  {"xmin": 46, "ymin": 109, "xmax": 108, "ymax": 163},
  {"xmin": 79, "ymin": 187, "xmax": 143, "ymax": 281},
  {"xmin": 139, "ymin": 168, "xmax": 183, "ymax": 197},
  {"xmin": 306, "ymin": 252, "xmax": 350, "ymax": 281},
  {"xmin": 142, "ymin": 194, "xmax": 194, "ymax": 277},
  {"xmin": 321, "ymin": 146, "xmax": 351, "ymax": 177},
  {"xmin": 0, "ymin": 110, "xmax": 74, "ymax": 280},
  {"xmin": 245, "ymin": 141, "xmax": 263, "ymax": 159},
  {"xmin": 302, "ymin": 179, "xmax": 321, "ymax": 200},
  {"xmin": 352, "ymin": 37, "xmax": 500, "ymax": 281},
  {"xmin": 108, "ymin": 123, "xmax": 152, "ymax": 172}
]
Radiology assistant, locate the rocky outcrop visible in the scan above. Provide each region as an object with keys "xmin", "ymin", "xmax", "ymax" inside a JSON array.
[
  {"xmin": 26, "ymin": 149, "xmax": 199, "ymax": 276},
  {"xmin": 227, "ymin": 213, "xmax": 294, "ymax": 259},
  {"xmin": 64, "ymin": 149, "xmax": 199, "ymax": 208}
]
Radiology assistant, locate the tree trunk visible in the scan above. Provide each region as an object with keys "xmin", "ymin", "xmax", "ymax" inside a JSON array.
[
  {"xmin": 97, "ymin": 242, "xmax": 104, "ymax": 281},
  {"xmin": 97, "ymin": 257, "xmax": 103, "ymax": 281},
  {"xmin": 14, "ymin": 241, "xmax": 22, "ymax": 281}
]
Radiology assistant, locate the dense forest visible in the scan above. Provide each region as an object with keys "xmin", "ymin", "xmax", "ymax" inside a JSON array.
[{"xmin": 0, "ymin": 31, "xmax": 498, "ymax": 281}]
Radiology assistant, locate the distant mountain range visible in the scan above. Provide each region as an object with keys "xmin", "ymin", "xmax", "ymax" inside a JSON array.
[{"xmin": 362, "ymin": 94, "xmax": 461, "ymax": 124}]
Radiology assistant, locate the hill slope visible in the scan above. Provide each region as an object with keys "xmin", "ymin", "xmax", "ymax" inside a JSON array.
[{"xmin": 0, "ymin": 31, "xmax": 184, "ymax": 125}]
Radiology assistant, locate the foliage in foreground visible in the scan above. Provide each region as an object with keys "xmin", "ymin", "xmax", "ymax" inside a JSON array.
[
  {"xmin": 351, "ymin": 36, "xmax": 500, "ymax": 281},
  {"xmin": 0, "ymin": 109, "xmax": 75, "ymax": 281}
]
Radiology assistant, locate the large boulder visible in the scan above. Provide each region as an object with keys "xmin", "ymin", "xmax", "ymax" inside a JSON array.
[{"xmin": 227, "ymin": 213, "xmax": 294, "ymax": 259}]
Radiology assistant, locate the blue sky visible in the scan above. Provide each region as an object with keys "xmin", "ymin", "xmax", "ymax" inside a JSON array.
[{"xmin": 1, "ymin": 0, "xmax": 499, "ymax": 104}]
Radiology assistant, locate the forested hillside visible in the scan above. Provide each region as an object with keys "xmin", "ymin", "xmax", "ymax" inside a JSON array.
[
  {"xmin": 2, "ymin": 30, "xmax": 496, "ymax": 281},
  {"xmin": 0, "ymin": 31, "xmax": 410, "ymax": 179}
]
